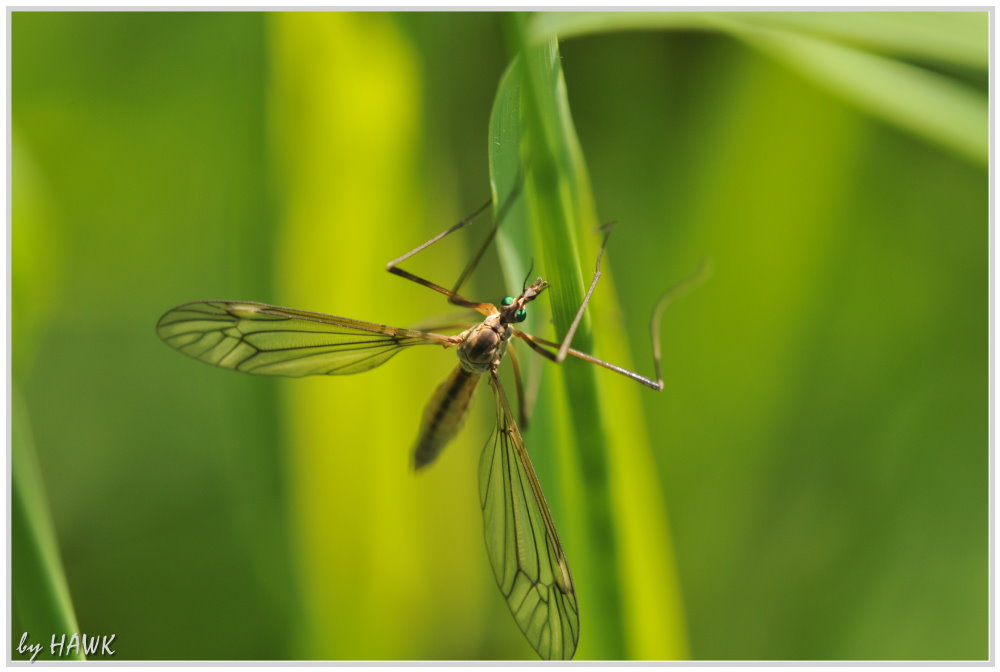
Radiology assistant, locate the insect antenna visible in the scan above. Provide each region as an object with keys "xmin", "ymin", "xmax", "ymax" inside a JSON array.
[{"xmin": 521, "ymin": 258, "xmax": 535, "ymax": 294}]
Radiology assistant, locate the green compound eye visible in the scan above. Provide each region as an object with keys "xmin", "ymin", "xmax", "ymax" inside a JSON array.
[
  {"xmin": 501, "ymin": 296, "xmax": 514, "ymax": 306},
  {"xmin": 514, "ymin": 309, "xmax": 527, "ymax": 323}
]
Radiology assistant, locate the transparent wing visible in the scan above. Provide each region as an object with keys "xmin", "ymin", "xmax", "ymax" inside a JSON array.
[
  {"xmin": 157, "ymin": 300, "xmax": 451, "ymax": 377},
  {"xmin": 479, "ymin": 371, "xmax": 580, "ymax": 660}
]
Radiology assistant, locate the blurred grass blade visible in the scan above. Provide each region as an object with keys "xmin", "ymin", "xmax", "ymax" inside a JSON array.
[
  {"xmin": 529, "ymin": 11, "xmax": 715, "ymax": 42},
  {"xmin": 528, "ymin": 11, "xmax": 987, "ymax": 167},
  {"xmin": 492, "ymin": 14, "xmax": 688, "ymax": 659},
  {"xmin": 12, "ymin": 388, "xmax": 84, "ymax": 660},
  {"xmin": 269, "ymin": 13, "xmax": 500, "ymax": 659},
  {"xmin": 717, "ymin": 12, "xmax": 987, "ymax": 69},
  {"xmin": 712, "ymin": 18, "xmax": 988, "ymax": 167},
  {"xmin": 531, "ymin": 11, "xmax": 988, "ymax": 69}
]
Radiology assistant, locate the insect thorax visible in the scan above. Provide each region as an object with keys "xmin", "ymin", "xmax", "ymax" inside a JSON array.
[{"xmin": 457, "ymin": 317, "xmax": 510, "ymax": 374}]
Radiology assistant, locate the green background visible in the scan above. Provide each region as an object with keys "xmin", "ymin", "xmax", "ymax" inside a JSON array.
[{"xmin": 12, "ymin": 11, "xmax": 988, "ymax": 660}]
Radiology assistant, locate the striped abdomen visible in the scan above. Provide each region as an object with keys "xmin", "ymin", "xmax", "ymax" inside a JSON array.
[{"xmin": 413, "ymin": 364, "xmax": 481, "ymax": 469}]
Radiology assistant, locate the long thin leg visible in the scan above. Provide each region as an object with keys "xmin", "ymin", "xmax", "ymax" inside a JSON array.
[
  {"xmin": 506, "ymin": 340, "xmax": 531, "ymax": 429},
  {"xmin": 386, "ymin": 180, "xmax": 525, "ymax": 316},
  {"xmin": 386, "ymin": 199, "xmax": 494, "ymax": 313},
  {"xmin": 648, "ymin": 260, "xmax": 712, "ymax": 387},
  {"xmin": 515, "ymin": 329, "xmax": 662, "ymax": 390},
  {"xmin": 515, "ymin": 259, "xmax": 712, "ymax": 391},
  {"xmin": 449, "ymin": 175, "xmax": 524, "ymax": 298},
  {"xmin": 554, "ymin": 223, "xmax": 612, "ymax": 363}
]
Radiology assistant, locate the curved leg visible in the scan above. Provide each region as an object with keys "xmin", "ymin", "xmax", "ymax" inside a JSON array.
[
  {"xmin": 386, "ymin": 199, "xmax": 495, "ymax": 313},
  {"xmin": 386, "ymin": 180, "xmax": 525, "ymax": 316},
  {"xmin": 515, "ymin": 259, "xmax": 711, "ymax": 391}
]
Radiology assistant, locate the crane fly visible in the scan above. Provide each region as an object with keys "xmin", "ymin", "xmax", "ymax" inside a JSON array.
[{"xmin": 156, "ymin": 198, "xmax": 703, "ymax": 660}]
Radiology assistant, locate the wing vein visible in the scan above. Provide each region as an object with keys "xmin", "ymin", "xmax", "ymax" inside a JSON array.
[{"xmin": 477, "ymin": 372, "xmax": 579, "ymax": 660}]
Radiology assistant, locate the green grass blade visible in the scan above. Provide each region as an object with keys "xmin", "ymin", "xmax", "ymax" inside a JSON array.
[
  {"xmin": 12, "ymin": 388, "xmax": 84, "ymax": 661},
  {"xmin": 529, "ymin": 11, "xmax": 715, "ymax": 43},
  {"xmin": 511, "ymin": 19, "xmax": 622, "ymax": 659},
  {"xmin": 489, "ymin": 59, "xmax": 532, "ymax": 293},
  {"xmin": 711, "ymin": 17, "xmax": 988, "ymax": 168},
  {"xmin": 488, "ymin": 14, "xmax": 688, "ymax": 659},
  {"xmin": 528, "ymin": 11, "xmax": 987, "ymax": 167},
  {"xmin": 531, "ymin": 11, "xmax": 987, "ymax": 69},
  {"xmin": 718, "ymin": 12, "xmax": 987, "ymax": 69}
]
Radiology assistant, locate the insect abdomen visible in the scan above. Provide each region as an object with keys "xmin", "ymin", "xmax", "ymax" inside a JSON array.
[{"xmin": 413, "ymin": 364, "xmax": 481, "ymax": 469}]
